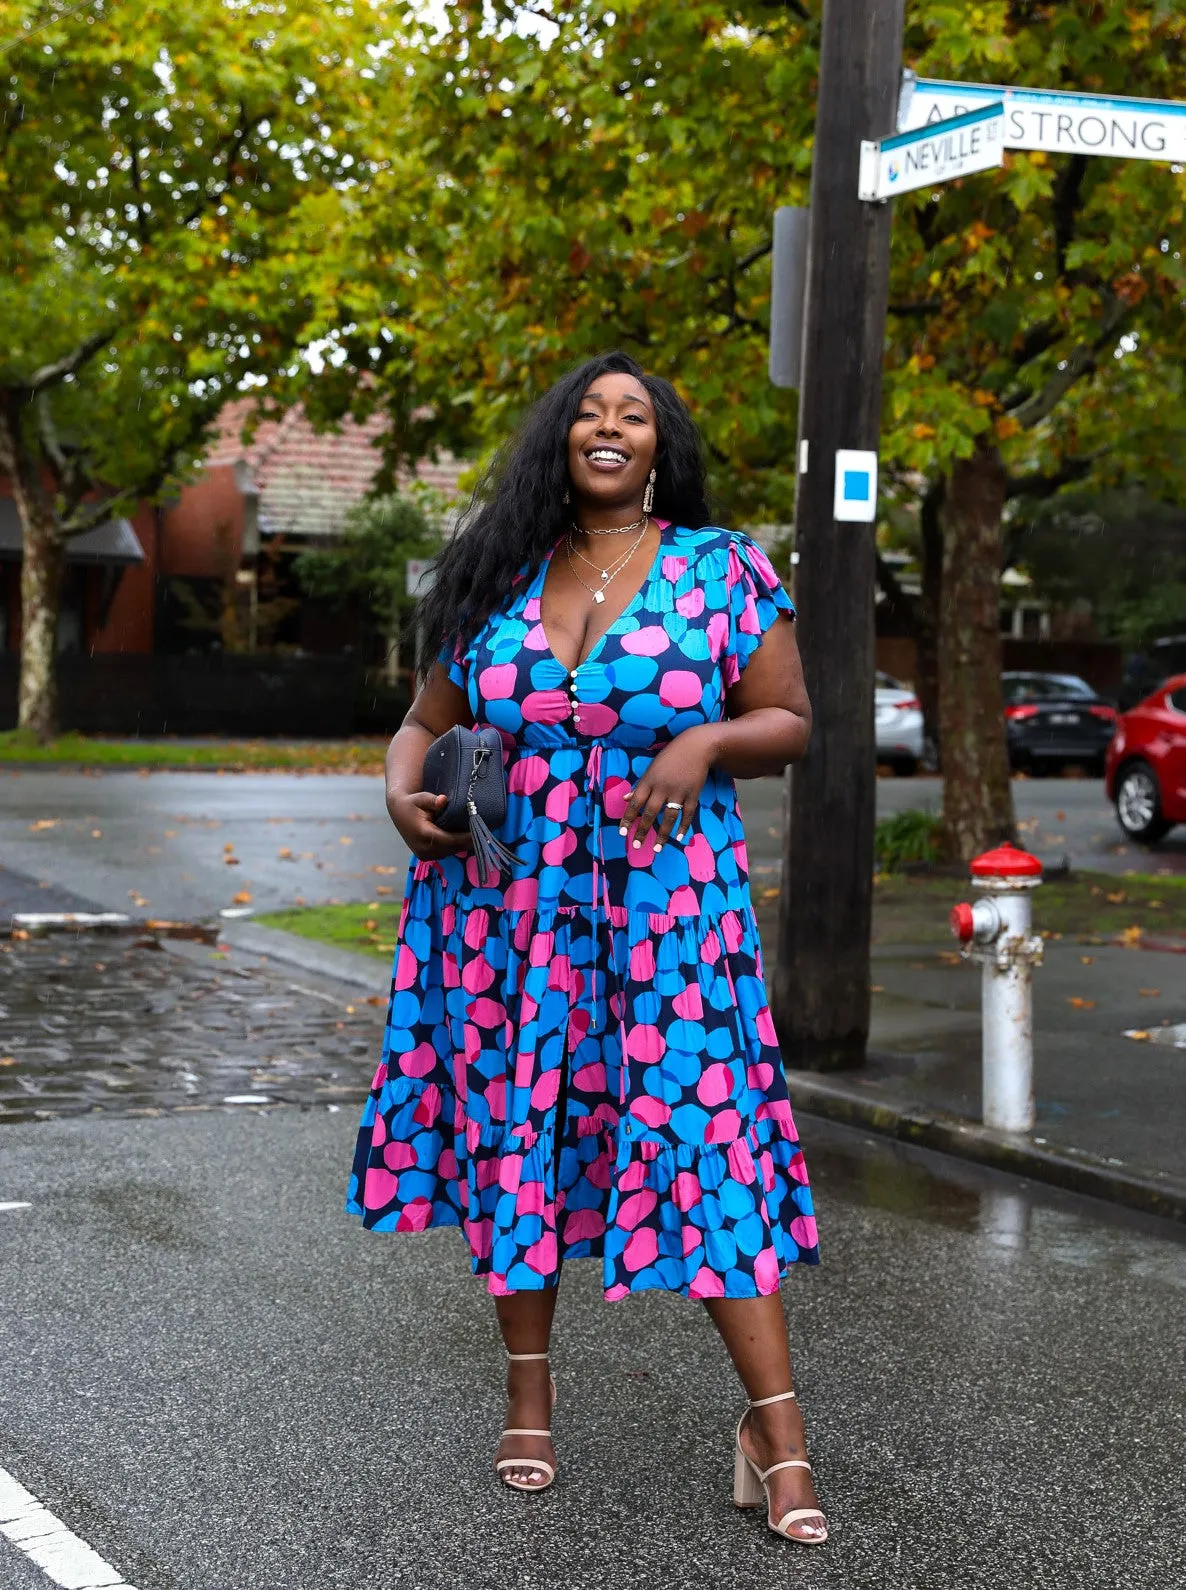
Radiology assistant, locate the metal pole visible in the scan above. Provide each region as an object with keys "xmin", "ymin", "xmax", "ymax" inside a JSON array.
[
  {"xmin": 773, "ymin": 0, "xmax": 906, "ymax": 1070},
  {"xmin": 980, "ymin": 887, "xmax": 1036, "ymax": 1133}
]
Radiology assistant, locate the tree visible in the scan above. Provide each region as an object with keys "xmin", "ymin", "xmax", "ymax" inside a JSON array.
[
  {"xmin": 286, "ymin": 1, "xmax": 1186, "ymax": 861},
  {"xmin": 0, "ymin": 0, "xmax": 382, "ymax": 738},
  {"xmin": 293, "ymin": 491, "xmax": 445, "ymax": 684}
]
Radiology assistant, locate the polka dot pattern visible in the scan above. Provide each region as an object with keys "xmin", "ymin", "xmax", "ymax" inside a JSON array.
[{"xmin": 347, "ymin": 525, "xmax": 819, "ymax": 1298}]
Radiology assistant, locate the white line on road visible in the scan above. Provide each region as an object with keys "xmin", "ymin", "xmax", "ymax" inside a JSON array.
[
  {"xmin": 0, "ymin": 1467, "xmax": 137, "ymax": 1590},
  {"xmin": 0, "ymin": 1202, "xmax": 32, "ymax": 1213}
]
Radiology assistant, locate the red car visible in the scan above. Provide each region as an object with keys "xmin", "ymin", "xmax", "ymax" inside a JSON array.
[{"xmin": 1105, "ymin": 673, "xmax": 1186, "ymax": 843}]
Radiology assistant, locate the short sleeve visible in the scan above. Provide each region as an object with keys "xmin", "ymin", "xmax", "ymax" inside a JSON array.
[
  {"xmin": 436, "ymin": 638, "xmax": 467, "ymax": 691},
  {"xmin": 722, "ymin": 533, "xmax": 796, "ymax": 688}
]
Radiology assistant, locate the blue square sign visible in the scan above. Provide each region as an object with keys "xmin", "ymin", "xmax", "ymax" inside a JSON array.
[
  {"xmin": 843, "ymin": 470, "xmax": 871, "ymax": 502},
  {"xmin": 833, "ymin": 449, "xmax": 878, "ymax": 522}
]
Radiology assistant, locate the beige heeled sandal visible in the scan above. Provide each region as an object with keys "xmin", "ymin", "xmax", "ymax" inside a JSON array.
[
  {"xmin": 733, "ymin": 1389, "xmax": 828, "ymax": 1544},
  {"xmin": 495, "ymin": 1351, "xmax": 557, "ymax": 1493}
]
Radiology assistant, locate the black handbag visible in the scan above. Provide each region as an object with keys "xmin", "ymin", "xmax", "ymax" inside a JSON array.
[{"xmin": 422, "ymin": 724, "xmax": 519, "ymax": 878}]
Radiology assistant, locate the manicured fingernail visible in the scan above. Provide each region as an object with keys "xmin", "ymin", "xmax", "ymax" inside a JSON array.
[
  {"xmin": 632, "ymin": 840, "xmax": 641, "ymax": 849},
  {"xmin": 653, "ymin": 843, "xmax": 663, "ymax": 852},
  {"xmin": 619, "ymin": 826, "xmax": 628, "ymax": 836}
]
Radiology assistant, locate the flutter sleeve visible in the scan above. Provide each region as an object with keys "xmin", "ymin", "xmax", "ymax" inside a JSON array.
[
  {"xmin": 722, "ymin": 532, "xmax": 796, "ymax": 689},
  {"xmin": 436, "ymin": 637, "xmax": 467, "ymax": 691}
]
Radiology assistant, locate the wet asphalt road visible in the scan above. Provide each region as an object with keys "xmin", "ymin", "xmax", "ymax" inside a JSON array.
[
  {"xmin": 1, "ymin": 767, "xmax": 1182, "ymax": 922},
  {"xmin": 1, "ymin": 1106, "xmax": 1183, "ymax": 1590}
]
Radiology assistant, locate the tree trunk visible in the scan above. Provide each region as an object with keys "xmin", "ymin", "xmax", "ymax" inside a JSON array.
[
  {"xmin": 916, "ymin": 478, "xmax": 944, "ymax": 760},
  {"xmin": 938, "ymin": 439, "xmax": 1015, "ymax": 861},
  {"xmin": 17, "ymin": 500, "xmax": 65, "ymax": 743},
  {"xmin": 0, "ymin": 407, "xmax": 65, "ymax": 744}
]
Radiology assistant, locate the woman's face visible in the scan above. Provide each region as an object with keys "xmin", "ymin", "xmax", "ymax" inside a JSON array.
[{"xmin": 566, "ymin": 372, "xmax": 658, "ymax": 514}]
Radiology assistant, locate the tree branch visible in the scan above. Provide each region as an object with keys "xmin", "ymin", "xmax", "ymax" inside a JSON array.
[
  {"xmin": 888, "ymin": 299, "xmax": 941, "ymax": 316},
  {"xmin": 27, "ymin": 325, "xmax": 118, "ymax": 395},
  {"xmin": 1004, "ymin": 452, "xmax": 1101, "ymax": 500},
  {"xmin": 1007, "ymin": 294, "xmax": 1131, "ymax": 430},
  {"xmin": 1052, "ymin": 153, "xmax": 1089, "ymax": 282},
  {"xmin": 180, "ymin": 106, "xmax": 267, "ymax": 227}
]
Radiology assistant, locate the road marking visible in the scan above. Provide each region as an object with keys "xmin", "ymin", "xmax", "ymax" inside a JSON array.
[
  {"xmin": 0, "ymin": 1466, "xmax": 137, "ymax": 1588},
  {"xmin": 0, "ymin": 1203, "xmax": 32, "ymax": 1213}
]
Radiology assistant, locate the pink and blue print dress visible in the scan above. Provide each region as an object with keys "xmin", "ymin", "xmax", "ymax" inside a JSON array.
[{"xmin": 347, "ymin": 524, "xmax": 819, "ymax": 1299}]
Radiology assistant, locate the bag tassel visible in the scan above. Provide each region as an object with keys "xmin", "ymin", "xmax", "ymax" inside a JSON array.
[{"xmin": 468, "ymin": 800, "xmax": 520, "ymax": 882}]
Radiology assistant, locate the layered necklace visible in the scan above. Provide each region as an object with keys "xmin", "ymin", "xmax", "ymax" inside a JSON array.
[{"xmin": 565, "ymin": 516, "xmax": 649, "ymax": 604}]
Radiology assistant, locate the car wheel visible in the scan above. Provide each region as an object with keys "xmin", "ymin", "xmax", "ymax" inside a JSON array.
[
  {"xmin": 891, "ymin": 757, "xmax": 918, "ymax": 777},
  {"xmin": 1114, "ymin": 760, "xmax": 1171, "ymax": 845}
]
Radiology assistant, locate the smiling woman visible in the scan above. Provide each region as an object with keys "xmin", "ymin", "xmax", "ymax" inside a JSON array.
[{"xmin": 347, "ymin": 352, "xmax": 827, "ymax": 1544}]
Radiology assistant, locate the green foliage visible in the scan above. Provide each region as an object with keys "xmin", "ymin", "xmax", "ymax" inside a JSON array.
[
  {"xmin": 0, "ymin": 0, "xmax": 385, "ymax": 521},
  {"xmin": 0, "ymin": 730, "xmax": 386, "ymax": 769},
  {"xmin": 286, "ymin": 1, "xmax": 1186, "ymax": 535},
  {"xmin": 874, "ymin": 808, "xmax": 944, "ymax": 871},
  {"xmin": 292, "ymin": 491, "xmax": 444, "ymax": 628}
]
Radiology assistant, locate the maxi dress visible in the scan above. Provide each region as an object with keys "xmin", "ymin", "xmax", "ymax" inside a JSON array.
[{"xmin": 347, "ymin": 524, "xmax": 819, "ymax": 1300}]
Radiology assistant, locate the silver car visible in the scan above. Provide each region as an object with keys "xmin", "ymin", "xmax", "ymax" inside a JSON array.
[{"xmin": 876, "ymin": 671, "xmax": 924, "ymax": 775}]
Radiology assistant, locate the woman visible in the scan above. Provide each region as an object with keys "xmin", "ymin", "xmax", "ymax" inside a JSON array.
[{"xmin": 347, "ymin": 352, "xmax": 825, "ymax": 1544}]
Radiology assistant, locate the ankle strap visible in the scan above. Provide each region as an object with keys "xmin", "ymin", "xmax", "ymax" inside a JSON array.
[
  {"xmin": 749, "ymin": 1389, "xmax": 797, "ymax": 1408},
  {"xmin": 507, "ymin": 1351, "xmax": 549, "ymax": 1362}
]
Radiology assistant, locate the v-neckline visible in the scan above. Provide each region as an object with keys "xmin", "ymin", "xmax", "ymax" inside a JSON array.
[{"xmin": 535, "ymin": 525, "xmax": 668, "ymax": 675}]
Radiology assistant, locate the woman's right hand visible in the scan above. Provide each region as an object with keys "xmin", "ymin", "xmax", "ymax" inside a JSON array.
[{"xmin": 387, "ymin": 789, "xmax": 474, "ymax": 861}]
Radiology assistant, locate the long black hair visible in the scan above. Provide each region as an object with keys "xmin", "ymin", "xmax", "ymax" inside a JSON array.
[{"xmin": 418, "ymin": 351, "xmax": 713, "ymax": 671}]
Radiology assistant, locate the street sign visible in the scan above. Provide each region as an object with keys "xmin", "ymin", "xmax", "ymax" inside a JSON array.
[
  {"xmin": 406, "ymin": 558, "xmax": 435, "ymax": 598},
  {"xmin": 858, "ymin": 103, "xmax": 1004, "ymax": 202},
  {"xmin": 833, "ymin": 449, "xmax": 878, "ymax": 523},
  {"xmin": 901, "ymin": 74, "xmax": 1186, "ymax": 162}
]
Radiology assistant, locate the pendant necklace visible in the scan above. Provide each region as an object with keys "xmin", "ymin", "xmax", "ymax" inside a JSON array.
[{"xmin": 565, "ymin": 521, "xmax": 648, "ymax": 604}]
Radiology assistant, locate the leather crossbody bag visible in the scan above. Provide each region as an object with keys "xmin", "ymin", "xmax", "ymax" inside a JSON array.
[{"xmin": 422, "ymin": 724, "xmax": 519, "ymax": 878}]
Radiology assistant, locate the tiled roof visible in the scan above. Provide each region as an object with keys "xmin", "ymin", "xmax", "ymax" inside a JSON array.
[{"xmin": 205, "ymin": 399, "xmax": 466, "ymax": 539}]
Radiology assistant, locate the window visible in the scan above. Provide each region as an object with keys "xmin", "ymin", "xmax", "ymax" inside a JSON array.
[{"xmin": 1169, "ymin": 687, "xmax": 1186, "ymax": 715}]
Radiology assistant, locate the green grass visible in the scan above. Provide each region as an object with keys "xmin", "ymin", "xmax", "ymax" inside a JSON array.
[
  {"xmin": 258, "ymin": 901, "xmax": 401, "ymax": 958},
  {"xmin": 874, "ymin": 809, "xmax": 944, "ymax": 870},
  {"xmin": 258, "ymin": 870, "xmax": 1186, "ymax": 961},
  {"xmin": 0, "ymin": 729, "xmax": 387, "ymax": 771},
  {"xmin": 868, "ymin": 870, "xmax": 1186, "ymax": 946}
]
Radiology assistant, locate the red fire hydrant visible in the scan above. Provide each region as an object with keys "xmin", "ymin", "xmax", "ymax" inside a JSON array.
[{"xmin": 950, "ymin": 844, "xmax": 1044, "ymax": 1133}]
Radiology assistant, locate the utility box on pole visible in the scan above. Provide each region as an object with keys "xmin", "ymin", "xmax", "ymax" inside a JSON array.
[{"xmin": 772, "ymin": 0, "xmax": 906, "ymax": 1070}]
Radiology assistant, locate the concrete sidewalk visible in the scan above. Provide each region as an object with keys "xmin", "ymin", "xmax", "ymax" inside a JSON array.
[{"xmin": 785, "ymin": 936, "xmax": 1186, "ymax": 1221}]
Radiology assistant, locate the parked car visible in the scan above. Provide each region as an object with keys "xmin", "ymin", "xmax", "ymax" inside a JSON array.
[
  {"xmin": 876, "ymin": 671, "xmax": 924, "ymax": 775},
  {"xmin": 1002, "ymin": 671, "xmax": 1117, "ymax": 775},
  {"xmin": 1104, "ymin": 673, "xmax": 1186, "ymax": 844}
]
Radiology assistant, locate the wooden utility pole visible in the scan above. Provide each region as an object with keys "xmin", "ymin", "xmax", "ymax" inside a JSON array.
[{"xmin": 772, "ymin": 0, "xmax": 906, "ymax": 1070}]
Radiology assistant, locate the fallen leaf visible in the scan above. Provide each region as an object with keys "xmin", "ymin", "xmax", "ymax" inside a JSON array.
[
  {"xmin": 1149, "ymin": 900, "xmax": 1163, "ymax": 909},
  {"xmin": 1139, "ymin": 989, "xmax": 1161, "ymax": 998},
  {"xmin": 370, "ymin": 865, "xmax": 397, "ymax": 875},
  {"xmin": 938, "ymin": 951, "xmax": 962, "ymax": 966},
  {"xmin": 277, "ymin": 848, "xmax": 295, "ymax": 860},
  {"xmin": 1118, "ymin": 925, "xmax": 1142, "ymax": 946},
  {"xmin": 1066, "ymin": 996, "xmax": 1096, "ymax": 1009},
  {"xmin": 145, "ymin": 846, "xmax": 162, "ymax": 855},
  {"xmin": 870, "ymin": 984, "xmax": 885, "ymax": 993},
  {"xmin": 0, "ymin": 1057, "xmax": 16, "ymax": 1067},
  {"xmin": 760, "ymin": 886, "xmax": 779, "ymax": 900},
  {"xmin": 1124, "ymin": 1029, "xmax": 1151, "ymax": 1042},
  {"xmin": 232, "ymin": 891, "xmax": 253, "ymax": 905},
  {"xmin": 364, "ymin": 918, "xmax": 378, "ymax": 931},
  {"xmin": 224, "ymin": 857, "xmax": 240, "ymax": 866},
  {"xmin": 164, "ymin": 830, "xmax": 177, "ymax": 838},
  {"xmin": 375, "ymin": 885, "xmax": 392, "ymax": 895},
  {"xmin": 365, "ymin": 995, "xmax": 384, "ymax": 1006},
  {"xmin": 1056, "ymin": 810, "xmax": 1066, "ymax": 822},
  {"xmin": 345, "ymin": 1005, "xmax": 356, "ymax": 1015},
  {"xmin": 1080, "ymin": 955, "xmax": 1095, "ymax": 966},
  {"xmin": 91, "ymin": 829, "xmax": 102, "ymax": 838},
  {"xmin": 339, "ymin": 836, "xmax": 353, "ymax": 846},
  {"xmin": 1106, "ymin": 891, "xmax": 1127, "ymax": 904},
  {"xmin": 29, "ymin": 818, "xmax": 58, "ymax": 831},
  {"xmin": 224, "ymin": 843, "xmax": 235, "ymax": 854}
]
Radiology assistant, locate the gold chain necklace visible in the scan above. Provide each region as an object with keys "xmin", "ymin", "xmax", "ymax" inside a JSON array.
[
  {"xmin": 574, "ymin": 512, "xmax": 648, "ymax": 538},
  {"xmin": 567, "ymin": 525, "xmax": 646, "ymax": 587},
  {"xmin": 564, "ymin": 522, "xmax": 648, "ymax": 604}
]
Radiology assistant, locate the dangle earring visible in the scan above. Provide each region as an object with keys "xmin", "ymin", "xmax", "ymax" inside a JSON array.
[{"xmin": 642, "ymin": 468, "xmax": 656, "ymax": 516}]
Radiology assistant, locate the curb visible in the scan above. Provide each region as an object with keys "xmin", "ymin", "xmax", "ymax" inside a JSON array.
[
  {"xmin": 218, "ymin": 920, "xmax": 388, "ymax": 991},
  {"xmin": 786, "ymin": 1068, "xmax": 1186, "ymax": 1227}
]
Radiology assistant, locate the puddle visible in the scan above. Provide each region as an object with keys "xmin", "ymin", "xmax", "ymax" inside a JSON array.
[{"xmin": 802, "ymin": 1116, "xmax": 1186, "ymax": 1291}]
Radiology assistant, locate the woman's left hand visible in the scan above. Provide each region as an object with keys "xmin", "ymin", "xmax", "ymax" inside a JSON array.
[{"xmin": 620, "ymin": 726, "xmax": 718, "ymax": 853}]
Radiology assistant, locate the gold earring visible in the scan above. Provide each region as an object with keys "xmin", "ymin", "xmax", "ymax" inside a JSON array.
[{"xmin": 643, "ymin": 469, "xmax": 655, "ymax": 516}]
